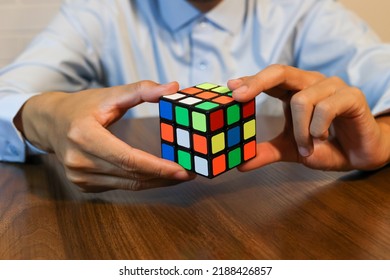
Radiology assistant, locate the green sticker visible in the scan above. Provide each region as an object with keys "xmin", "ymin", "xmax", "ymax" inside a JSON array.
[
  {"xmin": 175, "ymin": 106, "xmax": 189, "ymax": 126},
  {"xmin": 196, "ymin": 82, "xmax": 218, "ymax": 90},
  {"xmin": 178, "ymin": 150, "xmax": 192, "ymax": 170},
  {"xmin": 228, "ymin": 147, "xmax": 242, "ymax": 169},
  {"xmin": 227, "ymin": 104, "xmax": 240, "ymax": 125},
  {"xmin": 196, "ymin": 101, "xmax": 219, "ymax": 111},
  {"xmin": 212, "ymin": 86, "xmax": 231, "ymax": 94},
  {"xmin": 192, "ymin": 112, "xmax": 207, "ymax": 132}
]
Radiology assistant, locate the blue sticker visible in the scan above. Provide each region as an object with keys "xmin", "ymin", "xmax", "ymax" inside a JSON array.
[
  {"xmin": 161, "ymin": 143, "xmax": 175, "ymax": 161},
  {"xmin": 159, "ymin": 100, "xmax": 173, "ymax": 120},
  {"xmin": 227, "ymin": 125, "xmax": 241, "ymax": 148}
]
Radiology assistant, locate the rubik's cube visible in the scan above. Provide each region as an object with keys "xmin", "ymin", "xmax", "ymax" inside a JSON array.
[{"xmin": 159, "ymin": 82, "xmax": 256, "ymax": 178}]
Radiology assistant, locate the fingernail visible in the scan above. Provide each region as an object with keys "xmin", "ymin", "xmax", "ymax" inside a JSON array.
[
  {"xmin": 161, "ymin": 81, "xmax": 177, "ymax": 87},
  {"xmin": 233, "ymin": 85, "xmax": 248, "ymax": 95},
  {"xmin": 228, "ymin": 78, "xmax": 243, "ymax": 85},
  {"xmin": 298, "ymin": 146, "xmax": 311, "ymax": 157},
  {"xmin": 173, "ymin": 170, "xmax": 196, "ymax": 180}
]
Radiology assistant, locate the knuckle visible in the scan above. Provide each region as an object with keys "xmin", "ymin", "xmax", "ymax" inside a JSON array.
[
  {"xmin": 327, "ymin": 76, "xmax": 344, "ymax": 86},
  {"xmin": 315, "ymin": 101, "xmax": 333, "ymax": 117},
  {"xmin": 64, "ymin": 169, "xmax": 87, "ymax": 186},
  {"xmin": 152, "ymin": 166, "xmax": 163, "ymax": 179},
  {"xmin": 66, "ymin": 121, "xmax": 86, "ymax": 146},
  {"xmin": 129, "ymin": 181, "xmax": 143, "ymax": 191},
  {"xmin": 310, "ymin": 103, "xmax": 334, "ymax": 138},
  {"xmin": 118, "ymin": 153, "xmax": 137, "ymax": 171},
  {"xmin": 290, "ymin": 93, "xmax": 309, "ymax": 110},
  {"xmin": 349, "ymin": 87, "xmax": 365, "ymax": 100},
  {"xmin": 310, "ymin": 125, "xmax": 327, "ymax": 138},
  {"xmin": 314, "ymin": 71, "xmax": 326, "ymax": 80},
  {"xmin": 133, "ymin": 80, "xmax": 155, "ymax": 92},
  {"xmin": 64, "ymin": 170, "xmax": 108, "ymax": 192},
  {"xmin": 268, "ymin": 64, "xmax": 287, "ymax": 75},
  {"xmin": 62, "ymin": 150, "xmax": 83, "ymax": 170},
  {"xmin": 306, "ymin": 70, "xmax": 326, "ymax": 82},
  {"xmin": 123, "ymin": 180, "xmax": 143, "ymax": 191}
]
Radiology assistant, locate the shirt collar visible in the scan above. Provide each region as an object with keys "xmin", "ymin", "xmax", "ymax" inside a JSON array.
[
  {"xmin": 206, "ymin": 0, "xmax": 246, "ymax": 35},
  {"xmin": 158, "ymin": 0, "xmax": 246, "ymax": 35},
  {"xmin": 158, "ymin": 0, "xmax": 201, "ymax": 32}
]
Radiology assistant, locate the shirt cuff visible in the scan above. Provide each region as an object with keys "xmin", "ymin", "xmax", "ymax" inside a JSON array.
[
  {"xmin": 25, "ymin": 139, "xmax": 47, "ymax": 156},
  {"xmin": 0, "ymin": 92, "xmax": 39, "ymax": 162},
  {"xmin": 372, "ymin": 88, "xmax": 390, "ymax": 117}
]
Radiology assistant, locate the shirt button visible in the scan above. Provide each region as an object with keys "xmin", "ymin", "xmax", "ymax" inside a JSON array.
[
  {"xmin": 198, "ymin": 18, "xmax": 208, "ymax": 28},
  {"xmin": 199, "ymin": 62, "xmax": 208, "ymax": 70}
]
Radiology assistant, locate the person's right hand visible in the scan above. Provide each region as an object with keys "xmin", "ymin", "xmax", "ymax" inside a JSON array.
[{"xmin": 15, "ymin": 81, "xmax": 196, "ymax": 192}]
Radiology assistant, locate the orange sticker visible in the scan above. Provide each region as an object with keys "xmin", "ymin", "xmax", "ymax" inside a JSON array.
[
  {"xmin": 212, "ymin": 154, "xmax": 226, "ymax": 176},
  {"xmin": 193, "ymin": 134, "xmax": 208, "ymax": 154},
  {"xmin": 161, "ymin": 123, "xmax": 174, "ymax": 143},
  {"xmin": 196, "ymin": 91, "xmax": 218, "ymax": 100},
  {"xmin": 180, "ymin": 87, "xmax": 203, "ymax": 95},
  {"xmin": 212, "ymin": 96, "xmax": 234, "ymax": 104},
  {"xmin": 244, "ymin": 140, "xmax": 256, "ymax": 161}
]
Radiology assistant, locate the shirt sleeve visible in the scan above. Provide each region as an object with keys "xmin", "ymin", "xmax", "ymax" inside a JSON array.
[
  {"xmin": 294, "ymin": 0, "xmax": 390, "ymax": 116},
  {"xmin": 0, "ymin": 0, "xmax": 106, "ymax": 162},
  {"xmin": 0, "ymin": 92, "xmax": 34, "ymax": 162}
]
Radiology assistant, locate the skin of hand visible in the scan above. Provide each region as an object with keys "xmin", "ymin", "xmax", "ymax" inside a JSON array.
[
  {"xmin": 14, "ymin": 81, "xmax": 196, "ymax": 192},
  {"xmin": 228, "ymin": 64, "xmax": 390, "ymax": 172}
]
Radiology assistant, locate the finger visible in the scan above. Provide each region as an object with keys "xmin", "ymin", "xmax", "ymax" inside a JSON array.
[
  {"xmin": 228, "ymin": 64, "xmax": 325, "ymax": 102},
  {"xmin": 61, "ymin": 146, "xmax": 185, "ymax": 179},
  {"xmin": 289, "ymin": 92, "xmax": 315, "ymax": 157},
  {"xmin": 310, "ymin": 86, "xmax": 367, "ymax": 140},
  {"xmin": 94, "ymin": 81, "xmax": 179, "ymax": 125},
  {"xmin": 66, "ymin": 121, "xmax": 195, "ymax": 181},
  {"xmin": 228, "ymin": 76, "xmax": 290, "ymax": 100},
  {"xmin": 289, "ymin": 77, "xmax": 347, "ymax": 156},
  {"xmin": 66, "ymin": 170, "xmax": 196, "ymax": 192},
  {"xmin": 109, "ymin": 80, "xmax": 179, "ymax": 108},
  {"xmin": 227, "ymin": 76, "xmax": 246, "ymax": 90}
]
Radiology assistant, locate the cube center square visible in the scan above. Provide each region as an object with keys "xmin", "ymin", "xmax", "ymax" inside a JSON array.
[{"xmin": 159, "ymin": 82, "xmax": 257, "ymax": 178}]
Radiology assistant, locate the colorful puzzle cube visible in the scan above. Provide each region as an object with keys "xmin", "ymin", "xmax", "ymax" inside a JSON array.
[{"xmin": 159, "ymin": 82, "xmax": 256, "ymax": 178}]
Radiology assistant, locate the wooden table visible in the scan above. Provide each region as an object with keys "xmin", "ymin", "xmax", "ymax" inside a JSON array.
[{"xmin": 1, "ymin": 116, "xmax": 389, "ymax": 260}]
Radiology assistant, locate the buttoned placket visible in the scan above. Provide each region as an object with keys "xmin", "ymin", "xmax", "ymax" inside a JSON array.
[{"xmin": 190, "ymin": 17, "xmax": 215, "ymax": 85}]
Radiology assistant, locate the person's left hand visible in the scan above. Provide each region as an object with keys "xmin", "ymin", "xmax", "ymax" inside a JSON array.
[{"xmin": 228, "ymin": 64, "xmax": 390, "ymax": 172}]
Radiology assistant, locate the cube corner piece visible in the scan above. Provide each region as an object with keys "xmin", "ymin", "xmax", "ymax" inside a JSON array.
[{"xmin": 159, "ymin": 82, "xmax": 256, "ymax": 179}]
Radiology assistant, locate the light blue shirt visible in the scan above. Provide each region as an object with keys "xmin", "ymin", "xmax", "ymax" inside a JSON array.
[{"xmin": 1, "ymin": 0, "xmax": 390, "ymax": 162}]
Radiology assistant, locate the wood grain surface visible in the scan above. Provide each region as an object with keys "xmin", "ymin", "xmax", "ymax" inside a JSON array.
[{"xmin": 1, "ymin": 116, "xmax": 389, "ymax": 259}]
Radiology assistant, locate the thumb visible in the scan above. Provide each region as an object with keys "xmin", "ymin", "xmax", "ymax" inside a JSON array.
[
  {"xmin": 108, "ymin": 80, "xmax": 179, "ymax": 109},
  {"xmin": 95, "ymin": 81, "xmax": 179, "ymax": 126},
  {"xmin": 94, "ymin": 81, "xmax": 179, "ymax": 127}
]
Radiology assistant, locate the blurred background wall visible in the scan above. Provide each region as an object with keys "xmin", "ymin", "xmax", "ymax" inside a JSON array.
[
  {"xmin": 341, "ymin": 0, "xmax": 390, "ymax": 42},
  {"xmin": 0, "ymin": 0, "xmax": 389, "ymax": 68},
  {"xmin": 0, "ymin": 0, "xmax": 62, "ymax": 68}
]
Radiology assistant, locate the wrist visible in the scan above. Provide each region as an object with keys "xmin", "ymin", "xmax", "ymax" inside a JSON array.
[
  {"xmin": 375, "ymin": 115, "xmax": 390, "ymax": 168},
  {"xmin": 20, "ymin": 91, "xmax": 68, "ymax": 152}
]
